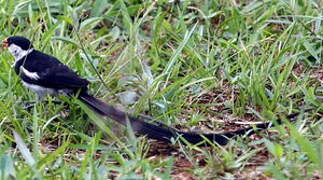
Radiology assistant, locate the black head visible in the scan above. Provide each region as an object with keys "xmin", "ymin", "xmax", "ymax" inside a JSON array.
[{"xmin": 3, "ymin": 36, "xmax": 33, "ymax": 50}]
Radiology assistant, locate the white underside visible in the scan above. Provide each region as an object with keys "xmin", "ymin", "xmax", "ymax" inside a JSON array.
[
  {"xmin": 22, "ymin": 81, "xmax": 57, "ymax": 99},
  {"xmin": 22, "ymin": 81, "xmax": 73, "ymax": 100}
]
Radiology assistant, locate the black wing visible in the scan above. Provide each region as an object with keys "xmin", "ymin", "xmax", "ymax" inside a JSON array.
[{"xmin": 20, "ymin": 50, "xmax": 89, "ymax": 90}]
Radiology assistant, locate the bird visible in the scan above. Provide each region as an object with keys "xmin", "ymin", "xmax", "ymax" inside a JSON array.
[{"xmin": 2, "ymin": 36, "xmax": 301, "ymax": 145}]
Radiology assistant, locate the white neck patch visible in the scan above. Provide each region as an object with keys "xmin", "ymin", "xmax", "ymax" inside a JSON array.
[{"xmin": 8, "ymin": 43, "xmax": 34, "ymax": 67}]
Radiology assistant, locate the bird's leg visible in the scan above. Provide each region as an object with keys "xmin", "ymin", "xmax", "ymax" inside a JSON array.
[
  {"xmin": 22, "ymin": 92, "xmax": 45, "ymax": 111},
  {"xmin": 36, "ymin": 92, "xmax": 46, "ymax": 102},
  {"xmin": 23, "ymin": 101, "xmax": 37, "ymax": 111}
]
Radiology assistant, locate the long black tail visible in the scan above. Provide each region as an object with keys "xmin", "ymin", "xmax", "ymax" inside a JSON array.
[{"xmin": 79, "ymin": 93, "xmax": 301, "ymax": 145}]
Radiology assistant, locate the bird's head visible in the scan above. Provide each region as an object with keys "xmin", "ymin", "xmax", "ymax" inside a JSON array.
[{"xmin": 2, "ymin": 36, "xmax": 33, "ymax": 58}]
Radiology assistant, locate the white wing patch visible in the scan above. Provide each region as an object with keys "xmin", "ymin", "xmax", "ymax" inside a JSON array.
[{"xmin": 20, "ymin": 66, "xmax": 40, "ymax": 80}]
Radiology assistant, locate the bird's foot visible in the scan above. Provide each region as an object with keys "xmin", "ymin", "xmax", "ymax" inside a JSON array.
[{"xmin": 23, "ymin": 102, "xmax": 35, "ymax": 111}]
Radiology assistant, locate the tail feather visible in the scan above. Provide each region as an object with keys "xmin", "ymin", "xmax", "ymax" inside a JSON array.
[
  {"xmin": 78, "ymin": 93, "xmax": 301, "ymax": 145},
  {"xmin": 79, "ymin": 93, "xmax": 176, "ymax": 141}
]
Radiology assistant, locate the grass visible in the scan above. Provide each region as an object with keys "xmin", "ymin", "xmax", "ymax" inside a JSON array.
[{"xmin": 0, "ymin": 0, "xmax": 322, "ymax": 179}]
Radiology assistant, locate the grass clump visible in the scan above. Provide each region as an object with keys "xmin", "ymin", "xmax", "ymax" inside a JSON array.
[{"xmin": 0, "ymin": 0, "xmax": 322, "ymax": 179}]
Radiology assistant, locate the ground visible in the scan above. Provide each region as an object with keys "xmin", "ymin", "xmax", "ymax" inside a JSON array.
[{"xmin": 0, "ymin": 0, "xmax": 322, "ymax": 179}]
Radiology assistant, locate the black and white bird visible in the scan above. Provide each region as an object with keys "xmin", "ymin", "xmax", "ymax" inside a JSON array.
[
  {"xmin": 2, "ymin": 36, "xmax": 300, "ymax": 145},
  {"xmin": 4, "ymin": 36, "xmax": 88, "ymax": 100}
]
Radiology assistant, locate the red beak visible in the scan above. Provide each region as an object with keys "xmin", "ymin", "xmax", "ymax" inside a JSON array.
[{"xmin": 2, "ymin": 39, "xmax": 8, "ymax": 48}]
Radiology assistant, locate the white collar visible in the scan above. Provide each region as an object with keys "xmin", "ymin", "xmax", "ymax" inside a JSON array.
[{"xmin": 12, "ymin": 48, "xmax": 34, "ymax": 67}]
